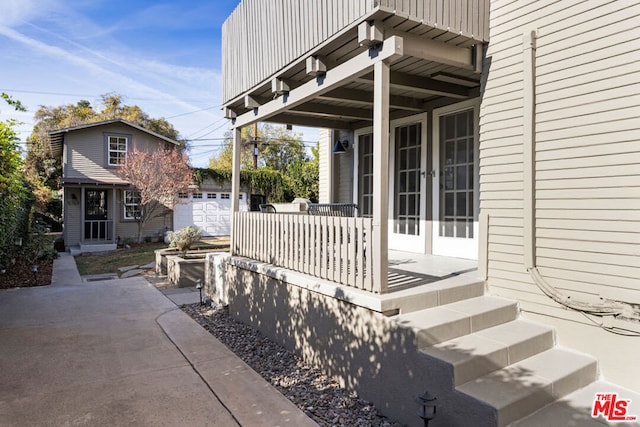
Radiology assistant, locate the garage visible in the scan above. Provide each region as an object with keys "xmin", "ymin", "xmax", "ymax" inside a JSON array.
[{"xmin": 173, "ymin": 191, "xmax": 247, "ymax": 236}]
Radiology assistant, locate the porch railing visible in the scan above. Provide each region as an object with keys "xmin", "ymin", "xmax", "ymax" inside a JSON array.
[
  {"xmin": 83, "ymin": 220, "xmax": 114, "ymax": 242},
  {"xmin": 233, "ymin": 212, "xmax": 378, "ymax": 293}
]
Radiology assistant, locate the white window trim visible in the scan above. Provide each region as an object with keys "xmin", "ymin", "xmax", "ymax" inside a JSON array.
[
  {"xmin": 123, "ymin": 190, "xmax": 141, "ymax": 220},
  {"xmin": 108, "ymin": 135, "xmax": 128, "ymax": 167}
]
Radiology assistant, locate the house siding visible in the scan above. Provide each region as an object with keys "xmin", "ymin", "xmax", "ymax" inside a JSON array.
[
  {"xmin": 333, "ymin": 130, "xmax": 354, "ymax": 203},
  {"xmin": 64, "ymin": 124, "xmax": 172, "ymax": 182},
  {"xmin": 114, "ymin": 189, "xmax": 170, "ymax": 242},
  {"xmin": 318, "ymin": 128, "xmax": 331, "ymax": 203},
  {"xmin": 481, "ymin": 0, "xmax": 640, "ymax": 389},
  {"xmin": 64, "ymin": 188, "xmax": 82, "ymax": 247}
]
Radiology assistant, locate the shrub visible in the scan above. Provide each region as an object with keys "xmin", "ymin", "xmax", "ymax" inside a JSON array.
[{"xmin": 169, "ymin": 226, "xmax": 202, "ymax": 253}]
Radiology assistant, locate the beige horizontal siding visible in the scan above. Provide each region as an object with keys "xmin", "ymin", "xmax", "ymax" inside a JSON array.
[
  {"xmin": 318, "ymin": 128, "xmax": 331, "ymax": 203},
  {"xmin": 65, "ymin": 124, "xmax": 172, "ymax": 182},
  {"xmin": 481, "ymin": 0, "xmax": 640, "ymax": 346}
]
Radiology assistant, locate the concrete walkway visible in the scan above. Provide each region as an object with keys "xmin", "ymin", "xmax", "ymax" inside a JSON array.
[{"xmin": 0, "ymin": 253, "xmax": 316, "ymax": 427}]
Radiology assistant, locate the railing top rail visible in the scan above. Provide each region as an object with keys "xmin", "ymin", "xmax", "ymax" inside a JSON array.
[{"xmin": 307, "ymin": 203, "xmax": 358, "ymax": 217}]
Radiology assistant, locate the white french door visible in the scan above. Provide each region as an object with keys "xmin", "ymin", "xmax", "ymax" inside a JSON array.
[
  {"xmin": 389, "ymin": 116, "xmax": 428, "ymax": 253},
  {"xmin": 432, "ymin": 100, "xmax": 479, "ymax": 259}
]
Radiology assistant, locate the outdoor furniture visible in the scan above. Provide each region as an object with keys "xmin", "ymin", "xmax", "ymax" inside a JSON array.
[
  {"xmin": 307, "ymin": 203, "xmax": 358, "ymax": 217},
  {"xmin": 259, "ymin": 204, "xmax": 277, "ymax": 213}
]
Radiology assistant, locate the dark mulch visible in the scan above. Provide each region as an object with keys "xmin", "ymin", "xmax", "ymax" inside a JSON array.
[{"xmin": 0, "ymin": 259, "xmax": 54, "ymax": 289}]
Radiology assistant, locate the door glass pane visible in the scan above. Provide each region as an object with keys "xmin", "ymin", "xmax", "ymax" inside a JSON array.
[
  {"xmin": 440, "ymin": 110, "xmax": 474, "ymax": 238},
  {"xmin": 394, "ymin": 123, "xmax": 422, "ymax": 236},
  {"xmin": 358, "ymin": 134, "xmax": 374, "ymax": 217}
]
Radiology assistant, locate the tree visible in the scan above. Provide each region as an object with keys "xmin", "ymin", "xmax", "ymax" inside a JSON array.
[
  {"xmin": 0, "ymin": 93, "xmax": 33, "ymax": 269},
  {"xmin": 209, "ymin": 124, "xmax": 305, "ymax": 171},
  {"xmin": 287, "ymin": 143, "xmax": 319, "ymax": 202},
  {"xmin": 117, "ymin": 147, "xmax": 192, "ymax": 243}
]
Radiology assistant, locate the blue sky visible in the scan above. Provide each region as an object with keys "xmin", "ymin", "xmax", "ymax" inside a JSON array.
[{"xmin": 0, "ymin": 0, "xmax": 316, "ymax": 167}]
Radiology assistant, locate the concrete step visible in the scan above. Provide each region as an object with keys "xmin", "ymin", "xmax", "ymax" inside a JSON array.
[
  {"xmin": 420, "ymin": 319, "xmax": 555, "ymax": 386},
  {"xmin": 510, "ymin": 380, "xmax": 640, "ymax": 426},
  {"xmin": 457, "ymin": 347, "xmax": 598, "ymax": 427},
  {"xmin": 380, "ymin": 271, "xmax": 484, "ymax": 315},
  {"xmin": 394, "ymin": 296, "xmax": 518, "ymax": 347}
]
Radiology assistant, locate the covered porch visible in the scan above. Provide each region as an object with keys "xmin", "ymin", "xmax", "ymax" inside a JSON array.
[{"xmin": 224, "ymin": 2, "xmax": 487, "ymax": 295}]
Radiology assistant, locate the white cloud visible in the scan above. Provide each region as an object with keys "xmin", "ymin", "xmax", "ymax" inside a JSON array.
[{"xmin": 0, "ymin": 0, "xmax": 61, "ymax": 27}]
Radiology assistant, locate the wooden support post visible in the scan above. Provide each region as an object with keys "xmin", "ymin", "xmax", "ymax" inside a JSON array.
[
  {"xmin": 372, "ymin": 60, "xmax": 390, "ymax": 294},
  {"xmin": 231, "ymin": 127, "xmax": 242, "ymax": 255}
]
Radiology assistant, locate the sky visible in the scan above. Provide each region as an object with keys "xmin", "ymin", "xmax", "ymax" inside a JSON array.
[{"xmin": 0, "ymin": 0, "xmax": 318, "ymax": 167}]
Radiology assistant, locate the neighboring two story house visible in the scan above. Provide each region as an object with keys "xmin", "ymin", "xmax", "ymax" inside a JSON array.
[{"xmin": 48, "ymin": 119, "xmax": 180, "ymax": 254}]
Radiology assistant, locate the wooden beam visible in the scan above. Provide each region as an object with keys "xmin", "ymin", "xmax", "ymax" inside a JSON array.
[
  {"xmin": 232, "ymin": 35, "xmax": 404, "ymax": 128},
  {"xmin": 224, "ymin": 107, "xmax": 237, "ymax": 119},
  {"xmin": 394, "ymin": 30, "xmax": 474, "ymax": 70},
  {"xmin": 267, "ymin": 113, "xmax": 352, "ymax": 130},
  {"xmin": 271, "ymin": 78, "xmax": 290, "ymax": 95},
  {"xmin": 306, "ymin": 56, "xmax": 327, "ymax": 76},
  {"xmin": 358, "ymin": 20, "xmax": 384, "ymax": 47},
  {"xmin": 290, "ymin": 103, "xmax": 372, "ymax": 121},
  {"xmin": 357, "ymin": 72, "xmax": 470, "ymax": 99},
  {"xmin": 230, "ymin": 127, "xmax": 242, "ymax": 255},
  {"xmin": 372, "ymin": 60, "xmax": 389, "ymax": 294},
  {"xmin": 244, "ymin": 95, "xmax": 260, "ymax": 109},
  {"xmin": 318, "ymin": 88, "xmax": 423, "ymax": 112}
]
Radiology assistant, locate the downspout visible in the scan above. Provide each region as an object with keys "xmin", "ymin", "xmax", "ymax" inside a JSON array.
[{"xmin": 521, "ymin": 30, "xmax": 626, "ymax": 319}]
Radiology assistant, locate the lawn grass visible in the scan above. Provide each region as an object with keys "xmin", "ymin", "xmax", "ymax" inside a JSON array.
[{"xmin": 74, "ymin": 243, "xmax": 166, "ymax": 276}]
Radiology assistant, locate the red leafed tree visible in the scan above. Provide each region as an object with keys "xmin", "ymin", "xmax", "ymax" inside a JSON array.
[{"xmin": 118, "ymin": 147, "xmax": 192, "ymax": 243}]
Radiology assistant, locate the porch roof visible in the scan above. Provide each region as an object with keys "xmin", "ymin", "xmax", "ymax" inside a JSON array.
[
  {"xmin": 61, "ymin": 177, "xmax": 129, "ymax": 186},
  {"xmin": 223, "ymin": 4, "xmax": 486, "ymax": 130}
]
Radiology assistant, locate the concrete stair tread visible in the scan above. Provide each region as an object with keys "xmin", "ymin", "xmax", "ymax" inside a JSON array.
[
  {"xmin": 420, "ymin": 319, "xmax": 555, "ymax": 386},
  {"xmin": 394, "ymin": 296, "xmax": 518, "ymax": 346},
  {"xmin": 510, "ymin": 380, "xmax": 640, "ymax": 426},
  {"xmin": 457, "ymin": 347, "xmax": 598, "ymax": 427}
]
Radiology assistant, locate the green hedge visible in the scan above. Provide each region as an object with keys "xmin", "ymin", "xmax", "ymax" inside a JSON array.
[{"xmin": 194, "ymin": 168, "xmax": 294, "ymax": 203}]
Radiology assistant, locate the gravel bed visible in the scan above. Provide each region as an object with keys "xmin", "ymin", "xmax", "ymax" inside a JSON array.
[{"xmin": 182, "ymin": 303, "xmax": 404, "ymax": 427}]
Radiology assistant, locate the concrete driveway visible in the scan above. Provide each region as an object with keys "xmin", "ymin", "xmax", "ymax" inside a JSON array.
[{"xmin": 0, "ymin": 254, "xmax": 315, "ymax": 427}]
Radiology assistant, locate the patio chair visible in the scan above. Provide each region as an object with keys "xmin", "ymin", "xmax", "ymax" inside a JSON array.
[{"xmin": 259, "ymin": 204, "xmax": 277, "ymax": 213}]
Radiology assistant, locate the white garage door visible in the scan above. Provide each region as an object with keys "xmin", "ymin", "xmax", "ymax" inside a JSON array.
[{"xmin": 173, "ymin": 192, "xmax": 247, "ymax": 236}]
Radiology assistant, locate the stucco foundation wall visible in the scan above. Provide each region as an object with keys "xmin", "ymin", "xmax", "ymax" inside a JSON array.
[{"xmin": 227, "ymin": 265, "xmax": 497, "ymax": 427}]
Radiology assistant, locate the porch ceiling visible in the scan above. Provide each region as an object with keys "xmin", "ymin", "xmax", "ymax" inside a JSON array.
[{"xmin": 224, "ymin": 10, "xmax": 482, "ymax": 131}]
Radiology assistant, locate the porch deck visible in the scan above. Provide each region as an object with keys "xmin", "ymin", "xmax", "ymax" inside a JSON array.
[
  {"xmin": 228, "ymin": 251, "xmax": 481, "ymax": 316},
  {"xmin": 387, "ymin": 250, "xmax": 477, "ymax": 292}
]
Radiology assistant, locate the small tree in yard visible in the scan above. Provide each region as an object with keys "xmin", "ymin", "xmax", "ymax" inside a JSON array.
[{"xmin": 118, "ymin": 147, "xmax": 192, "ymax": 243}]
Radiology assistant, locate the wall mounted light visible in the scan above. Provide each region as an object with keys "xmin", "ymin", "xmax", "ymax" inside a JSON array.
[{"xmin": 333, "ymin": 139, "xmax": 349, "ymax": 154}]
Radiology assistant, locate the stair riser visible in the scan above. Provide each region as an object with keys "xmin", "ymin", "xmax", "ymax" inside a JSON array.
[
  {"xmin": 497, "ymin": 359, "xmax": 598, "ymax": 427},
  {"xmin": 416, "ymin": 303, "xmax": 518, "ymax": 347},
  {"xmin": 453, "ymin": 330, "xmax": 555, "ymax": 386}
]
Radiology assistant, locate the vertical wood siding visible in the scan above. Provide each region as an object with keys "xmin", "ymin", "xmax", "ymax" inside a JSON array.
[
  {"xmin": 481, "ymin": 0, "xmax": 640, "ymax": 320},
  {"xmin": 318, "ymin": 128, "xmax": 331, "ymax": 203},
  {"xmin": 375, "ymin": 0, "xmax": 488, "ymax": 41},
  {"xmin": 222, "ymin": 0, "xmax": 372, "ymax": 103}
]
